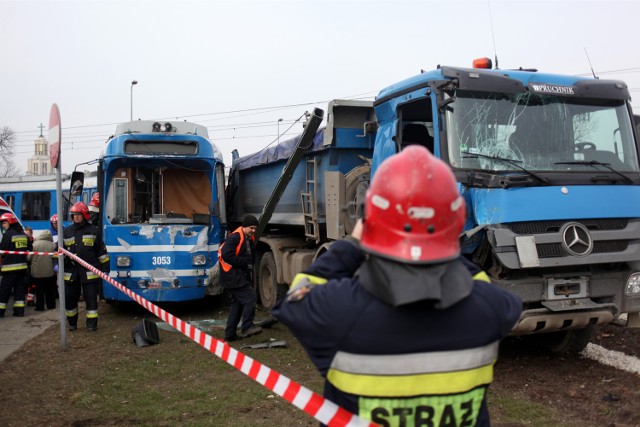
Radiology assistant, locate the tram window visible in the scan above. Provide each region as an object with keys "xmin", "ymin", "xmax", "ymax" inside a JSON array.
[
  {"xmin": 1, "ymin": 195, "xmax": 15, "ymax": 211},
  {"xmin": 22, "ymin": 192, "xmax": 50, "ymax": 221},
  {"xmin": 113, "ymin": 178, "xmax": 128, "ymax": 224}
]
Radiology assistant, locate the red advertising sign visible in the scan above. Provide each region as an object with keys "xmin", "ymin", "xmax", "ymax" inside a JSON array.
[{"xmin": 48, "ymin": 103, "xmax": 61, "ymax": 169}]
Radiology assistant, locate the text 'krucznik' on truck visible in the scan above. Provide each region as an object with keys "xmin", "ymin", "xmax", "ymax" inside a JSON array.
[{"xmin": 227, "ymin": 57, "xmax": 640, "ymax": 354}]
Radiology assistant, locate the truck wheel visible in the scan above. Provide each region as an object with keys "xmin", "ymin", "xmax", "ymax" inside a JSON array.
[
  {"xmin": 257, "ymin": 252, "xmax": 287, "ymax": 309},
  {"xmin": 344, "ymin": 164, "xmax": 370, "ymax": 234},
  {"xmin": 526, "ymin": 326, "xmax": 594, "ymax": 354}
]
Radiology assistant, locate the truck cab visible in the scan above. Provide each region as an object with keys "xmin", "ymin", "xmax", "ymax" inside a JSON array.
[{"xmin": 372, "ymin": 60, "xmax": 640, "ymax": 351}]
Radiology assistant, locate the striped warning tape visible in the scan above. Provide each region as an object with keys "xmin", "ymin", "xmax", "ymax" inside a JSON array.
[
  {"xmin": 0, "ymin": 249, "xmax": 58, "ymax": 256},
  {"xmin": 58, "ymin": 247, "xmax": 376, "ymax": 427}
]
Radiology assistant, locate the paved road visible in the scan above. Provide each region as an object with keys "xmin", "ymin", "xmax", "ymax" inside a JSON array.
[{"xmin": 0, "ymin": 299, "xmax": 61, "ymax": 363}]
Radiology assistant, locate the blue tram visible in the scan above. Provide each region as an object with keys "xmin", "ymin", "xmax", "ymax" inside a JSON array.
[
  {"xmin": 95, "ymin": 120, "xmax": 226, "ymax": 303},
  {"xmin": 0, "ymin": 173, "xmax": 97, "ymax": 235}
]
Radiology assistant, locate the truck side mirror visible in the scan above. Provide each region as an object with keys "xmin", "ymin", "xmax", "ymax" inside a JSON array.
[{"xmin": 70, "ymin": 171, "xmax": 85, "ymax": 196}]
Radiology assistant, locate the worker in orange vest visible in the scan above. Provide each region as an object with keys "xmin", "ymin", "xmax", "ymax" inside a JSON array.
[{"xmin": 218, "ymin": 215, "xmax": 262, "ymax": 341}]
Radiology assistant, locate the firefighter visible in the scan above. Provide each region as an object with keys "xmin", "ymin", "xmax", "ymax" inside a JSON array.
[
  {"xmin": 50, "ymin": 214, "xmax": 60, "ymax": 299},
  {"xmin": 272, "ymin": 146, "xmax": 523, "ymax": 427},
  {"xmin": 62, "ymin": 202, "xmax": 109, "ymax": 331},
  {"xmin": 88, "ymin": 192, "xmax": 100, "ymax": 227},
  {"xmin": 218, "ymin": 215, "xmax": 262, "ymax": 341},
  {"xmin": 50, "ymin": 214, "xmax": 59, "ymax": 245},
  {"xmin": 24, "ymin": 226, "xmax": 36, "ymax": 306},
  {"xmin": 0, "ymin": 213, "xmax": 32, "ymax": 317}
]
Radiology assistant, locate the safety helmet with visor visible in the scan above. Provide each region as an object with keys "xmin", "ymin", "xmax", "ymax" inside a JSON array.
[
  {"xmin": 0, "ymin": 212, "xmax": 19, "ymax": 225},
  {"xmin": 70, "ymin": 202, "xmax": 91, "ymax": 221}
]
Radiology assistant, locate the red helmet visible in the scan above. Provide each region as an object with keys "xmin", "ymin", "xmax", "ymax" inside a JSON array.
[
  {"xmin": 89, "ymin": 192, "xmax": 100, "ymax": 208},
  {"xmin": 360, "ymin": 145, "xmax": 465, "ymax": 264},
  {"xmin": 0, "ymin": 212, "xmax": 18, "ymax": 225},
  {"xmin": 70, "ymin": 202, "xmax": 90, "ymax": 220},
  {"xmin": 50, "ymin": 214, "xmax": 58, "ymax": 224}
]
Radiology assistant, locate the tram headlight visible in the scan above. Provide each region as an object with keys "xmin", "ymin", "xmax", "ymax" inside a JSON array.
[
  {"xmin": 116, "ymin": 256, "xmax": 131, "ymax": 267},
  {"xmin": 626, "ymin": 272, "xmax": 640, "ymax": 295},
  {"xmin": 192, "ymin": 254, "xmax": 206, "ymax": 266}
]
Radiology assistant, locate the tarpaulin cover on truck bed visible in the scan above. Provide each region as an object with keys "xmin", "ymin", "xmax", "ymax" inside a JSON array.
[{"xmin": 233, "ymin": 128, "xmax": 325, "ymax": 171}]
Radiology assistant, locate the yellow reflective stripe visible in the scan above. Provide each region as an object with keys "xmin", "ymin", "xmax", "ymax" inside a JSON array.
[
  {"xmin": 327, "ymin": 342, "xmax": 499, "ymax": 397},
  {"xmin": 13, "ymin": 301, "xmax": 25, "ymax": 308},
  {"xmin": 473, "ymin": 271, "xmax": 491, "ymax": 283},
  {"xmin": 99, "ymin": 254, "xmax": 110, "ymax": 263},
  {"xmin": 1, "ymin": 263, "xmax": 28, "ymax": 271},
  {"xmin": 86, "ymin": 273, "xmax": 99, "ymax": 280},
  {"xmin": 0, "ymin": 302, "xmax": 6, "ymax": 309},
  {"xmin": 86, "ymin": 310, "xmax": 99, "ymax": 319},
  {"xmin": 331, "ymin": 342, "xmax": 499, "ymax": 375},
  {"xmin": 82, "ymin": 235, "xmax": 96, "ymax": 246},
  {"xmin": 328, "ymin": 362, "xmax": 495, "ymax": 397},
  {"xmin": 63, "ymin": 237, "xmax": 75, "ymax": 247},
  {"xmin": 66, "ymin": 308, "xmax": 78, "ymax": 317},
  {"xmin": 64, "ymin": 273, "xmax": 72, "ymax": 281},
  {"xmin": 290, "ymin": 273, "xmax": 328, "ymax": 289}
]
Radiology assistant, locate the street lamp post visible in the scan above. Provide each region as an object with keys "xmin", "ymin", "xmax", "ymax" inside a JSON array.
[
  {"xmin": 130, "ymin": 80, "xmax": 138, "ymax": 121},
  {"xmin": 277, "ymin": 118, "xmax": 283, "ymax": 144}
]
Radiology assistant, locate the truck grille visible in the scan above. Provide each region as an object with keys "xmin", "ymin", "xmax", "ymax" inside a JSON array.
[
  {"xmin": 507, "ymin": 218, "xmax": 628, "ymax": 234},
  {"xmin": 536, "ymin": 240, "xmax": 629, "ymax": 258},
  {"xmin": 488, "ymin": 218, "xmax": 638, "ymax": 268}
]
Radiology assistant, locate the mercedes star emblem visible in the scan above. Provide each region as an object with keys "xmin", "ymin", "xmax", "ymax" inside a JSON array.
[{"xmin": 561, "ymin": 222, "xmax": 593, "ymax": 257}]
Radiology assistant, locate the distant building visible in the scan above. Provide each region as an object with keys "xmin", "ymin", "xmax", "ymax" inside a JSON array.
[{"xmin": 26, "ymin": 124, "xmax": 50, "ymax": 176}]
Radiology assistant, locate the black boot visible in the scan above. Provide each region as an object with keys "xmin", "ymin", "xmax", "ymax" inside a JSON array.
[
  {"xmin": 0, "ymin": 308, "xmax": 5, "ymax": 318},
  {"xmin": 13, "ymin": 307, "xmax": 25, "ymax": 317},
  {"xmin": 68, "ymin": 314, "xmax": 78, "ymax": 331},
  {"xmin": 87, "ymin": 317, "xmax": 98, "ymax": 332}
]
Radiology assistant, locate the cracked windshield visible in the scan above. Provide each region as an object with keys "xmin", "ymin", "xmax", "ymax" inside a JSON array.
[{"xmin": 446, "ymin": 90, "xmax": 639, "ymax": 173}]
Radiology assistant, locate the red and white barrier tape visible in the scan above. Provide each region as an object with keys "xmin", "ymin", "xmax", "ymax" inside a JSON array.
[
  {"xmin": 59, "ymin": 247, "xmax": 375, "ymax": 427},
  {"xmin": 0, "ymin": 249, "xmax": 58, "ymax": 256}
]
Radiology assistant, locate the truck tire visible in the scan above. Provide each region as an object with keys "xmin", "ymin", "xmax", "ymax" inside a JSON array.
[
  {"xmin": 344, "ymin": 164, "xmax": 370, "ymax": 234},
  {"xmin": 525, "ymin": 326, "xmax": 594, "ymax": 354},
  {"xmin": 257, "ymin": 251, "xmax": 287, "ymax": 309}
]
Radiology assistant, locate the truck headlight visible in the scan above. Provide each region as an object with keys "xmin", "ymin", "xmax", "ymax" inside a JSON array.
[
  {"xmin": 625, "ymin": 272, "xmax": 640, "ymax": 295},
  {"xmin": 192, "ymin": 254, "xmax": 206, "ymax": 266},
  {"xmin": 116, "ymin": 256, "xmax": 131, "ymax": 267}
]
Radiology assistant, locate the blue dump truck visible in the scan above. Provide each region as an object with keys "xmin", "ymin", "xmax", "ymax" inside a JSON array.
[{"xmin": 226, "ymin": 59, "xmax": 640, "ymax": 352}]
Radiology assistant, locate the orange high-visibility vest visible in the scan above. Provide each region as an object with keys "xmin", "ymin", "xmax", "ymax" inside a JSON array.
[{"xmin": 218, "ymin": 227, "xmax": 253, "ymax": 272}]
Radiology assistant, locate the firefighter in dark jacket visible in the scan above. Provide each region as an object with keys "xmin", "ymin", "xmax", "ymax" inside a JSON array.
[
  {"xmin": 0, "ymin": 213, "xmax": 32, "ymax": 317},
  {"xmin": 219, "ymin": 215, "xmax": 262, "ymax": 341},
  {"xmin": 272, "ymin": 146, "xmax": 523, "ymax": 427},
  {"xmin": 62, "ymin": 202, "xmax": 110, "ymax": 331}
]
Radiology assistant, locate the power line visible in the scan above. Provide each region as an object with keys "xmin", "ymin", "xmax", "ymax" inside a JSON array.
[
  {"xmin": 6, "ymin": 85, "xmax": 640, "ymax": 159},
  {"xmin": 576, "ymin": 67, "xmax": 640, "ymax": 76},
  {"xmin": 9, "ymin": 93, "xmax": 377, "ymax": 136}
]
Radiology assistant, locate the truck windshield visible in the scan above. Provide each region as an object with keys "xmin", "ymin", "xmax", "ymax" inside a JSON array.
[{"xmin": 446, "ymin": 90, "xmax": 640, "ymax": 173}]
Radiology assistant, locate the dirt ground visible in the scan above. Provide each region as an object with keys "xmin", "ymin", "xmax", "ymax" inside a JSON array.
[
  {"xmin": 1, "ymin": 299, "xmax": 639, "ymax": 427},
  {"xmin": 493, "ymin": 321, "xmax": 640, "ymax": 427}
]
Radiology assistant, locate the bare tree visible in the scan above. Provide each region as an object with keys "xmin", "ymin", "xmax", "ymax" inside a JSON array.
[{"xmin": 0, "ymin": 126, "xmax": 20, "ymax": 177}]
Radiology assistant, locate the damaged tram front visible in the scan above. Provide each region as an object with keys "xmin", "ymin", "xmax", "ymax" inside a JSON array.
[{"xmin": 98, "ymin": 120, "xmax": 226, "ymax": 302}]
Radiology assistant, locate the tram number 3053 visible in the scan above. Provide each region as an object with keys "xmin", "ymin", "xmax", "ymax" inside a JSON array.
[{"xmin": 152, "ymin": 256, "xmax": 172, "ymax": 266}]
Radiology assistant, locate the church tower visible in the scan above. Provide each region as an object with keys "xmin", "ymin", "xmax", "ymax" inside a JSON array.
[{"xmin": 26, "ymin": 123, "xmax": 51, "ymax": 175}]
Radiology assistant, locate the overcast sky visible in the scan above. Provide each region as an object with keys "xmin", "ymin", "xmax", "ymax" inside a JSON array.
[{"xmin": 2, "ymin": 0, "xmax": 640, "ymax": 174}]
